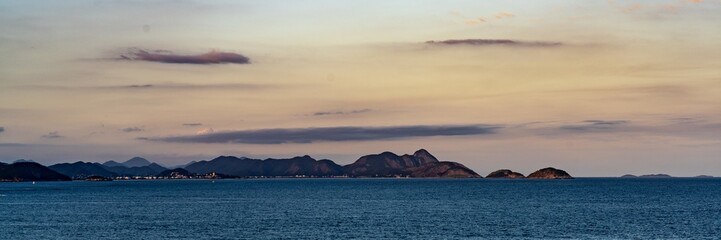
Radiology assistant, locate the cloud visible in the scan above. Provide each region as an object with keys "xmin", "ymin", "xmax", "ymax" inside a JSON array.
[
  {"xmin": 112, "ymin": 83, "xmax": 264, "ymax": 90},
  {"xmin": 126, "ymin": 84, "xmax": 154, "ymax": 88},
  {"xmin": 450, "ymin": 11, "xmax": 515, "ymax": 25},
  {"xmin": 121, "ymin": 127, "xmax": 144, "ymax": 132},
  {"xmin": 120, "ymin": 48, "xmax": 250, "ymax": 64},
  {"xmin": 495, "ymin": 12, "xmax": 515, "ymax": 19},
  {"xmin": 449, "ymin": 11, "xmax": 486, "ymax": 25},
  {"xmin": 42, "ymin": 131, "xmax": 64, "ymax": 139},
  {"xmin": 312, "ymin": 109, "xmax": 372, "ymax": 116},
  {"xmin": 17, "ymin": 83, "xmax": 267, "ymax": 91},
  {"xmin": 145, "ymin": 124, "xmax": 502, "ymax": 144},
  {"xmin": 464, "ymin": 17, "xmax": 486, "ymax": 25},
  {"xmin": 559, "ymin": 120, "xmax": 630, "ymax": 132},
  {"xmin": 0, "ymin": 127, "xmax": 4, "ymax": 133},
  {"xmin": 196, "ymin": 128, "xmax": 215, "ymax": 135},
  {"xmin": 524, "ymin": 118, "xmax": 721, "ymax": 142},
  {"xmin": 425, "ymin": 39, "xmax": 563, "ymax": 47},
  {"xmin": 183, "ymin": 123, "xmax": 203, "ymax": 127}
]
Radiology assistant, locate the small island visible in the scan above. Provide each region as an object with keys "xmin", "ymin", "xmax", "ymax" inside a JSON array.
[
  {"xmin": 639, "ymin": 174, "xmax": 673, "ymax": 178},
  {"xmin": 694, "ymin": 175, "xmax": 714, "ymax": 178},
  {"xmin": 526, "ymin": 167, "xmax": 574, "ymax": 179},
  {"xmin": 486, "ymin": 169, "xmax": 525, "ymax": 179}
]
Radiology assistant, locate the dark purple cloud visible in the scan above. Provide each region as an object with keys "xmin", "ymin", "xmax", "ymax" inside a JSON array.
[
  {"xmin": 559, "ymin": 120, "xmax": 630, "ymax": 132},
  {"xmin": 0, "ymin": 127, "xmax": 4, "ymax": 133},
  {"xmin": 183, "ymin": 123, "xmax": 203, "ymax": 127},
  {"xmin": 121, "ymin": 49, "xmax": 250, "ymax": 64},
  {"xmin": 121, "ymin": 127, "xmax": 144, "ymax": 132},
  {"xmin": 312, "ymin": 109, "xmax": 372, "ymax": 116},
  {"xmin": 42, "ymin": 131, "xmax": 63, "ymax": 139},
  {"xmin": 425, "ymin": 39, "xmax": 562, "ymax": 47},
  {"xmin": 144, "ymin": 124, "xmax": 502, "ymax": 144},
  {"xmin": 127, "ymin": 84, "xmax": 154, "ymax": 88}
]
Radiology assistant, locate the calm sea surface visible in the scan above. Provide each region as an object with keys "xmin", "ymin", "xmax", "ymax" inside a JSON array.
[{"xmin": 1, "ymin": 178, "xmax": 720, "ymax": 239}]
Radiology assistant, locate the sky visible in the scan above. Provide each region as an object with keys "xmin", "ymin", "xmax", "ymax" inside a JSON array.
[{"xmin": 1, "ymin": 0, "xmax": 720, "ymax": 177}]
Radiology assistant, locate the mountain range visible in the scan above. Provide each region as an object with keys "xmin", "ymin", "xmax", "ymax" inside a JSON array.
[
  {"xmin": 46, "ymin": 157, "xmax": 168, "ymax": 179},
  {"xmin": 0, "ymin": 149, "xmax": 576, "ymax": 181}
]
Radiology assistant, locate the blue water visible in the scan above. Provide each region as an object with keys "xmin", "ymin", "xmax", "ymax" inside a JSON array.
[{"xmin": 1, "ymin": 178, "xmax": 720, "ymax": 239}]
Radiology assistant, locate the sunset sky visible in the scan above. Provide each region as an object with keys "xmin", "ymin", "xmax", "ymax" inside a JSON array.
[{"xmin": 1, "ymin": 0, "xmax": 720, "ymax": 176}]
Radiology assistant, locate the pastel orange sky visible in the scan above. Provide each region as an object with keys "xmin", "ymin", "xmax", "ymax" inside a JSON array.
[{"xmin": 1, "ymin": 0, "xmax": 720, "ymax": 176}]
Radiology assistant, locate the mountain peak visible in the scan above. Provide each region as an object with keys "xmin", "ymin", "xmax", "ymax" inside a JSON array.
[
  {"xmin": 102, "ymin": 160, "xmax": 123, "ymax": 167},
  {"xmin": 413, "ymin": 149, "xmax": 439, "ymax": 163},
  {"xmin": 13, "ymin": 159, "xmax": 35, "ymax": 163},
  {"xmin": 122, "ymin": 157, "xmax": 152, "ymax": 168},
  {"xmin": 379, "ymin": 151, "xmax": 399, "ymax": 157}
]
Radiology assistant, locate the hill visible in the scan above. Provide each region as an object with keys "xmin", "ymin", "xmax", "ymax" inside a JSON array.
[{"xmin": 0, "ymin": 162, "xmax": 71, "ymax": 181}]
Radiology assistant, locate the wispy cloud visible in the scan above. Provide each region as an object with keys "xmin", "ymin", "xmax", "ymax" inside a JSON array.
[
  {"xmin": 144, "ymin": 124, "xmax": 503, "ymax": 144},
  {"xmin": 449, "ymin": 11, "xmax": 485, "ymax": 25},
  {"xmin": 120, "ymin": 48, "xmax": 250, "ymax": 64},
  {"xmin": 559, "ymin": 120, "xmax": 630, "ymax": 132},
  {"xmin": 126, "ymin": 84, "xmax": 153, "ymax": 88},
  {"xmin": 17, "ymin": 83, "xmax": 268, "ymax": 91},
  {"xmin": 110, "ymin": 83, "xmax": 264, "ymax": 90},
  {"xmin": 425, "ymin": 39, "xmax": 562, "ymax": 47},
  {"xmin": 183, "ymin": 123, "xmax": 203, "ymax": 127},
  {"xmin": 450, "ymin": 11, "xmax": 515, "ymax": 25},
  {"xmin": 121, "ymin": 127, "xmax": 144, "ymax": 132},
  {"xmin": 495, "ymin": 12, "xmax": 515, "ymax": 19},
  {"xmin": 42, "ymin": 131, "xmax": 63, "ymax": 139},
  {"xmin": 464, "ymin": 17, "xmax": 486, "ymax": 25},
  {"xmin": 312, "ymin": 109, "xmax": 372, "ymax": 116},
  {"xmin": 524, "ymin": 118, "xmax": 721, "ymax": 141}
]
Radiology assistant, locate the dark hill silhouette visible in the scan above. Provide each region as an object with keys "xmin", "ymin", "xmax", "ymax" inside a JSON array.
[
  {"xmin": 102, "ymin": 157, "xmax": 153, "ymax": 168},
  {"xmin": 186, "ymin": 149, "xmax": 479, "ymax": 178},
  {"xmin": 404, "ymin": 161, "xmax": 479, "ymax": 178},
  {"xmin": 102, "ymin": 160, "xmax": 124, "ymax": 167},
  {"xmin": 486, "ymin": 169, "xmax": 525, "ymax": 178},
  {"xmin": 101, "ymin": 163, "xmax": 167, "ymax": 177},
  {"xmin": 49, "ymin": 162, "xmax": 118, "ymax": 179},
  {"xmin": 527, "ymin": 167, "xmax": 573, "ymax": 179},
  {"xmin": 0, "ymin": 162, "xmax": 71, "ymax": 181},
  {"xmin": 185, "ymin": 155, "xmax": 343, "ymax": 177},
  {"xmin": 639, "ymin": 174, "xmax": 673, "ymax": 178},
  {"xmin": 122, "ymin": 157, "xmax": 153, "ymax": 167},
  {"xmin": 342, "ymin": 150, "xmax": 440, "ymax": 177},
  {"xmin": 49, "ymin": 160, "xmax": 166, "ymax": 178},
  {"xmin": 157, "ymin": 168, "xmax": 191, "ymax": 178}
]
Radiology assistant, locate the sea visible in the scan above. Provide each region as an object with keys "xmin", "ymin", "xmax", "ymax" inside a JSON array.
[{"xmin": 1, "ymin": 178, "xmax": 720, "ymax": 239}]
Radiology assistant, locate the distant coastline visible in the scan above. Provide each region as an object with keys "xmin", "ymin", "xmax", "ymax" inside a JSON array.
[{"xmin": 1, "ymin": 149, "xmax": 577, "ymax": 182}]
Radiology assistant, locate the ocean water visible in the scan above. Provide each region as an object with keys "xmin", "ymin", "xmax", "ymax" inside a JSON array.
[{"xmin": 1, "ymin": 178, "xmax": 720, "ymax": 239}]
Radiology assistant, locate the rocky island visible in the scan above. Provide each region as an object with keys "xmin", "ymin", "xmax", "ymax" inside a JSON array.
[
  {"xmin": 341, "ymin": 149, "xmax": 479, "ymax": 178},
  {"xmin": 526, "ymin": 167, "xmax": 574, "ymax": 179},
  {"xmin": 187, "ymin": 149, "xmax": 480, "ymax": 178},
  {"xmin": 486, "ymin": 169, "xmax": 525, "ymax": 178}
]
